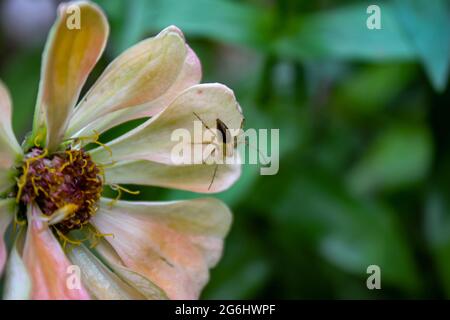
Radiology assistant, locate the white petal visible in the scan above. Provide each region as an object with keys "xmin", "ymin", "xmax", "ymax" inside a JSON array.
[
  {"xmin": 104, "ymin": 159, "xmax": 240, "ymax": 193},
  {"xmin": 0, "ymin": 80, "xmax": 22, "ymax": 193},
  {"xmin": 0, "ymin": 198, "xmax": 15, "ymax": 276},
  {"xmin": 90, "ymin": 83, "xmax": 244, "ymax": 165},
  {"xmin": 3, "ymin": 233, "xmax": 32, "ymax": 300}
]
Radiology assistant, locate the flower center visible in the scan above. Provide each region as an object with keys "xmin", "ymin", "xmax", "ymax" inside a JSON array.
[{"xmin": 16, "ymin": 147, "xmax": 103, "ymax": 234}]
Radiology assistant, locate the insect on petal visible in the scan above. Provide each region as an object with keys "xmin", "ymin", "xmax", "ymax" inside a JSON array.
[{"xmin": 90, "ymin": 83, "xmax": 244, "ymax": 165}]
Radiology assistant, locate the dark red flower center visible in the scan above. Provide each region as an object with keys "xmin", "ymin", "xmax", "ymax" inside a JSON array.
[{"xmin": 16, "ymin": 147, "xmax": 103, "ymax": 234}]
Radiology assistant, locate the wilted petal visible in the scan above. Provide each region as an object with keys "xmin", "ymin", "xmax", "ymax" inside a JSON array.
[
  {"xmin": 0, "ymin": 80, "xmax": 22, "ymax": 193},
  {"xmin": 23, "ymin": 205, "xmax": 90, "ymax": 300},
  {"xmin": 3, "ymin": 233, "xmax": 32, "ymax": 300},
  {"xmin": 0, "ymin": 199, "xmax": 15, "ymax": 276},
  {"xmin": 108, "ymin": 262, "xmax": 169, "ymax": 300},
  {"xmin": 90, "ymin": 83, "xmax": 243, "ymax": 165},
  {"xmin": 91, "ymin": 198, "xmax": 232, "ymax": 299},
  {"xmin": 33, "ymin": 1, "xmax": 109, "ymax": 151},
  {"xmin": 67, "ymin": 26, "xmax": 189, "ymax": 136},
  {"xmin": 72, "ymin": 45, "xmax": 201, "ymax": 137},
  {"xmin": 92, "ymin": 239, "xmax": 169, "ymax": 300},
  {"xmin": 104, "ymin": 159, "xmax": 240, "ymax": 193},
  {"xmin": 66, "ymin": 244, "xmax": 153, "ymax": 299}
]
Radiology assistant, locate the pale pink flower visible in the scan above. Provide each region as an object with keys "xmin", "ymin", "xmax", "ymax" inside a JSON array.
[{"xmin": 0, "ymin": 1, "xmax": 243, "ymax": 300}]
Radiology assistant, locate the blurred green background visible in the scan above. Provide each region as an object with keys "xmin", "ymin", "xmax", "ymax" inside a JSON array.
[{"xmin": 1, "ymin": 0, "xmax": 450, "ymax": 299}]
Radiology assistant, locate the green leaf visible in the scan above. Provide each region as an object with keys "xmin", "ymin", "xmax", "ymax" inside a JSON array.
[
  {"xmin": 115, "ymin": 0, "xmax": 148, "ymax": 54},
  {"xmin": 275, "ymin": 3, "xmax": 416, "ymax": 61},
  {"xmin": 336, "ymin": 64, "xmax": 416, "ymax": 114},
  {"xmin": 143, "ymin": 0, "xmax": 274, "ymax": 49},
  {"xmin": 2, "ymin": 51, "xmax": 41, "ymax": 141},
  {"xmin": 275, "ymin": 168, "xmax": 420, "ymax": 293},
  {"xmin": 202, "ymin": 223, "xmax": 271, "ymax": 299},
  {"xmin": 394, "ymin": 0, "xmax": 450, "ymax": 91},
  {"xmin": 348, "ymin": 124, "xmax": 432, "ymax": 194},
  {"xmin": 425, "ymin": 190, "xmax": 450, "ymax": 298}
]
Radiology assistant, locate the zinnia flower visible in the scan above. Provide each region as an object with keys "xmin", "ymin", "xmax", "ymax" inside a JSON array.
[{"xmin": 0, "ymin": 1, "xmax": 243, "ymax": 300}]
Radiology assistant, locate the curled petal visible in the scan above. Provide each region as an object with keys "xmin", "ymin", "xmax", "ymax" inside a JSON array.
[
  {"xmin": 108, "ymin": 262, "xmax": 169, "ymax": 300},
  {"xmin": 67, "ymin": 244, "xmax": 159, "ymax": 300},
  {"xmin": 0, "ymin": 80, "xmax": 22, "ymax": 193},
  {"xmin": 0, "ymin": 199, "xmax": 15, "ymax": 276},
  {"xmin": 91, "ymin": 198, "xmax": 232, "ymax": 299},
  {"xmin": 23, "ymin": 205, "xmax": 90, "ymax": 300},
  {"xmin": 72, "ymin": 44, "xmax": 201, "ymax": 137},
  {"xmin": 67, "ymin": 26, "xmax": 190, "ymax": 136},
  {"xmin": 92, "ymin": 240, "xmax": 169, "ymax": 300},
  {"xmin": 33, "ymin": 1, "xmax": 109, "ymax": 151},
  {"xmin": 104, "ymin": 159, "xmax": 241, "ymax": 193},
  {"xmin": 90, "ymin": 83, "xmax": 244, "ymax": 165}
]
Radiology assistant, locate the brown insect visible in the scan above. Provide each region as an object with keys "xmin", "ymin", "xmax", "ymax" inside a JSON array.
[{"xmin": 193, "ymin": 112, "xmax": 244, "ymax": 190}]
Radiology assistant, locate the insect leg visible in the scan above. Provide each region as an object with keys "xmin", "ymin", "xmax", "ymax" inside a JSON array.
[{"xmin": 208, "ymin": 164, "xmax": 219, "ymax": 191}]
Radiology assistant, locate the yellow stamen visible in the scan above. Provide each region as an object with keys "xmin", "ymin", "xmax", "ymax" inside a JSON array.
[
  {"xmin": 108, "ymin": 184, "xmax": 140, "ymax": 207},
  {"xmin": 92, "ymin": 140, "xmax": 113, "ymax": 157},
  {"xmin": 111, "ymin": 184, "xmax": 140, "ymax": 195},
  {"xmin": 66, "ymin": 150, "xmax": 74, "ymax": 163},
  {"xmin": 33, "ymin": 133, "xmax": 42, "ymax": 147},
  {"xmin": 98, "ymin": 161, "xmax": 116, "ymax": 169},
  {"xmin": 86, "ymin": 225, "xmax": 114, "ymax": 248},
  {"xmin": 55, "ymin": 228, "xmax": 83, "ymax": 250}
]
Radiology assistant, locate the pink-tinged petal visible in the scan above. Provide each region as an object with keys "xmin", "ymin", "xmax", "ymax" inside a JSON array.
[
  {"xmin": 32, "ymin": 1, "xmax": 109, "ymax": 151},
  {"xmin": 90, "ymin": 83, "xmax": 244, "ymax": 165},
  {"xmin": 0, "ymin": 199, "xmax": 15, "ymax": 276},
  {"xmin": 23, "ymin": 205, "xmax": 90, "ymax": 300},
  {"xmin": 104, "ymin": 159, "xmax": 240, "ymax": 194},
  {"xmin": 72, "ymin": 45, "xmax": 202, "ymax": 137},
  {"xmin": 91, "ymin": 198, "xmax": 232, "ymax": 299},
  {"xmin": 0, "ymin": 80, "xmax": 22, "ymax": 193},
  {"xmin": 67, "ymin": 26, "xmax": 191, "ymax": 136}
]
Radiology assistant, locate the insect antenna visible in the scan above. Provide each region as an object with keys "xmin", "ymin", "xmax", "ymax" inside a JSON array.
[
  {"xmin": 208, "ymin": 164, "xmax": 219, "ymax": 191},
  {"xmin": 193, "ymin": 112, "xmax": 214, "ymax": 133}
]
